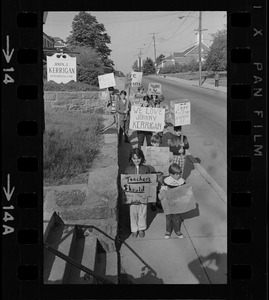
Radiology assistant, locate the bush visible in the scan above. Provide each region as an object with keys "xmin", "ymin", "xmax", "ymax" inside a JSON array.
[
  {"xmin": 43, "ymin": 80, "xmax": 99, "ymax": 91},
  {"xmin": 44, "ymin": 109, "xmax": 103, "ymax": 185}
]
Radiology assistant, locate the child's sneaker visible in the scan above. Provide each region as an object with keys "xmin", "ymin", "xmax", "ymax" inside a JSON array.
[
  {"xmin": 164, "ymin": 232, "xmax": 171, "ymax": 239},
  {"xmin": 175, "ymin": 232, "xmax": 184, "ymax": 239}
]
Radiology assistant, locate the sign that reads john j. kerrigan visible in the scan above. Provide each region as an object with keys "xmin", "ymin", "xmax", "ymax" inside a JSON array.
[
  {"xmin": 47, "ymin": 53, "xmax": 76, "ymax": 84},
  {"xmin": 129, "ymin": 106, "xmax": 165, "ymax": 132},
  {"xmin": 121, "ymin": 174, "xmax": 157, "ymax": 204}
]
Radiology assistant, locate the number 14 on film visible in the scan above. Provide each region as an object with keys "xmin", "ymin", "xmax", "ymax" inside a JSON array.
[{"xmin": 2, "ymin": 35, "xmax": 15, "ymax": 84}]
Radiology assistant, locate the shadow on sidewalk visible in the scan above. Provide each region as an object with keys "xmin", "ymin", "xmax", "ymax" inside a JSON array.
[
  {"xmin": 180, "ymin": 203, "xmax": 200, "ymax": 221},
  {"xmin": 183, "ymin": 155, "xmax": 195, "ymax": 180},
  {"xmin": 120, "ymin": 269, "xmax": 164, "ymax": 284},
  {"xmin": 188, "ymin": 252, "xmax": 227, "ymax": 284}
]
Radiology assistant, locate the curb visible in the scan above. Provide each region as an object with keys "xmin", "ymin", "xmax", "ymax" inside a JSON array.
[
  {"xmin": 191, "ymin": 83, "xmax": 227, "ymax": 93},
  {"xmin": 186, "ymin": 150, "xmax": 227, "ymax": 204},
  {"xmin": 159, "ymin": 76, "xmax": 227, "ymax": 94}
]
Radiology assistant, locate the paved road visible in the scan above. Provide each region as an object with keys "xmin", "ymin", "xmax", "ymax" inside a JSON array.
[{"xmin": 142, "ymin": 76, "xmax": 227, "ymax": 193}]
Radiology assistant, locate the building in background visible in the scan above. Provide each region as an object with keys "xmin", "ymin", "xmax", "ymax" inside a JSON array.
[
  {"xmin": 43, "ymin": 32, "xmax": 55, "ymax": 49},
  {"xmin": 161, "ymin": 35, "xmax": 210, "ymax": 68},
  {"xmin": 51, "ymin": 37, "xmax": 67, "ymax": 49}
]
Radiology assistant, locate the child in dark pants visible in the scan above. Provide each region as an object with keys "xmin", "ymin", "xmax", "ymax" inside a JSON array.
[
  {"xmin": 158, "ymin": 163, "xmax": 185, "ymax": 239},
  {"xmin": 150, "ymin": 134, "xmax": 163, "ymax": 211}
]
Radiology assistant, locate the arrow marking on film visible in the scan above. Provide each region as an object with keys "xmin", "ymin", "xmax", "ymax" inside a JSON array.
[
  {"xmin": 2, "ymin": 35, "xmax": 14, "ymax": 63},
  {"xmin": 3, "ymin": 174, "xmax": 15, "ymax": 201}
]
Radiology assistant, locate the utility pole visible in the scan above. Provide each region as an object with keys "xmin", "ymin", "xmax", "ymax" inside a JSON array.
[
  {"xmin": 198, "ymin": 11, "xmax": 202, "ymax": 86},
  {"xmin": 194, "ymin": 12, "xmax": 207, "ymax": 85},
  {"xmin": 149, "ymin": 32, "xmax": 158, "ymax": 75},
  {"xmin": 137, "ymin": 48, "xmax": 143, "ymax": 72}
]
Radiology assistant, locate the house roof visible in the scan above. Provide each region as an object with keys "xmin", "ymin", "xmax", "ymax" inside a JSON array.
[
  {"xmin": 54, "ymin": 41, "xmax": 65, "ymax": 47},
  {"xmin": 43, "ymin": 32, "xmax": 55, "ymax": 43},
  {"xmin": 168, "ymin": 42, "xmax": 210, "ymax": 59},
  {"xmin": 51, "ymin": 37, "xmax": 67, "ymax": 47},
  {"xmin": 174, "ymin": 44, "xmax": 197, "ymax": 57},
  {"xmin": 51, "ymin": 37, "xmax": 64, "ymax": 42}
]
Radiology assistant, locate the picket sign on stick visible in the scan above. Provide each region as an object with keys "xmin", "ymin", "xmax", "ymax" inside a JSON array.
[
  {"xmin": 129, "ymin": 106, "xmax": 165, "ymax": 132},
  {"xmin": 131, "ymin": 71, "xmax": 142, "ymax": 88},
  {"xmin": 127, "ymin": 85, "xmax": 131, "ymax": 110},
  {"xmin": 169, "ymin": 99, "xmax": 191, "ymax": 158},
  {"xmin": 98, "ymin": 73, "xmax": 116, "ymax": 89},
  {"xmin": 148, "ymin": 82, "xmax": 162, "ymax": 95}
]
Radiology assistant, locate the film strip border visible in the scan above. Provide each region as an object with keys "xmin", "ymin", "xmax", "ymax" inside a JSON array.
[
  {"xmin": 1, "ymin": 2, "xmax": 267, "ymax": 300},
  {"xmin": 229, "ymin": 7, "xmax": 267, "ymax": 300}
]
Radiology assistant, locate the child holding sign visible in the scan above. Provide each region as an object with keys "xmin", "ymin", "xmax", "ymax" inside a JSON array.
[
  {"xmin": 116, "ymin": 90, "xmax": 131, "ymax": 145},
  {"xmin": 137, "ymin": 96, "xmax": 154, "ymax": 149},
  {"xmin": 162, "ymin": 125, "xmax": 189, "ymax": 178},
  {"xmin": 124, "ymin": 148, "xmax": 150, "ymax": 238},
  {"xmin": 158, "ymin": 163, "xmax": 185, "ymax": 239}
]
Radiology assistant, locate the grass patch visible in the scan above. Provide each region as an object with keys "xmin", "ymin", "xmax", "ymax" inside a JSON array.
[
  {"xmin": 44, "ymin": 108, "xmax": 103, "ymax": 186},
  {"xmin": 44, "ymin": 80, "xmax": 99, "ymax": 91}
]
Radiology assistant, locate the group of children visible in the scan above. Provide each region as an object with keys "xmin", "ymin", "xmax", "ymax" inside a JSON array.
[{"xmin": 112, "ymin": 84, "xmax": 190, "ymax": 239}]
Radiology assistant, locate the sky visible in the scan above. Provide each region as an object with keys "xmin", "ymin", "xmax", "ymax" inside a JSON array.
[{"xmin": 43, "ymin": 11, "xmax": 226, "ymax": 74}]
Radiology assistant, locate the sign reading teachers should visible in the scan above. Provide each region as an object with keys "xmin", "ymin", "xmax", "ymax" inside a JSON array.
[
  {"xmin": 121, "ymin": 174, "xmax": 157, "ymax": 204},
  {"xmin": 47, "ymin": 53, "xmax": 76, "ymax": 84},
  {"xmin": 129, "ymin": 106, "xmax": 165, "ymax": 132}
]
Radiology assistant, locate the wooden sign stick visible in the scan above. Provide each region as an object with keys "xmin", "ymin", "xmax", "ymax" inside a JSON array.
[{"xmin": 126, "ymin": 85, "xmax": 131, "ymax": 110}]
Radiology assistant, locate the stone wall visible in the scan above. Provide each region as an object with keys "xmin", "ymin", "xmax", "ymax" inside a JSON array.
[
  {"xmin": 43, "ymin": 80, "xmax": 125, "ymax": 252},
  {"xmin": 44, "ymin": 90, "xmax": 109, "ymax": 114},
  {"xmin": 43, "ymin": 110, "xmax": 119, "ymax": 252}
]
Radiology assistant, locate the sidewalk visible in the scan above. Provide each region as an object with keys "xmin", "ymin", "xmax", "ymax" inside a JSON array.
[
  {"xmin": 117, "ymin": 135, "xmax": 227, "ymax": 284},
  {"xmin": 158, "ymin": 75, "xmax": 227, "ymax": 93}
]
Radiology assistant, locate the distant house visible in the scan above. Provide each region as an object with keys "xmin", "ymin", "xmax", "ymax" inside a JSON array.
[
  {"xmin": 158, "ymin": 59, "xmax": 175, "ymax": 69},
  {"xmin": 43, "ymin": 32, "xmax": 55, "ymax": 49},
  {"xmin": 51, "ymin": 37, "xmax": 67, "ymax": 49},
  {"xmin": 162, "ymin": 39, "xmax": 210, "ymax": 67}
]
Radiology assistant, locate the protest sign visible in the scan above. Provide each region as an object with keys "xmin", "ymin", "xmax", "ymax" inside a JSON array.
[
  {"xmin": 142, "ymin": 146, "xmax": 171, "ymax": 174},
  {"xmin": 131, "ymin": 71, "xmax": 143, "ymax": 88},
  {"xmin": 124, "ymin": 73, "xmax": 132, "ymax": 89},
  {"xmin": 129, "ymin": 106, "xmax": 165, "ymax": 132},
  {"xmin": 159, "ymin": 184, "xmax": 196, "ymax": 215},
  {"xmin": 170, "ymin": 100, "xmax": 191, "ymax": 126},
  {"xmin": 100, "ymin": 90, "xmax": 110, "ymax": 101},
  {"xmin": 98, "ymin": 73, "xmax": 116, "ymax": 89},
  {"xmin": 148, "ymin": 82, "xmax": 162, "ymax": 95},
  {"xmin": 131, "ymin": 98, "xmax": 142, "ymax": 106},
  {"xmin": 121, "ymin": 174, "xmax": 157, "ymax": 204},
  {"xmin": 47, "ymin": 53, "xmax": 76, "ymax": 84}
]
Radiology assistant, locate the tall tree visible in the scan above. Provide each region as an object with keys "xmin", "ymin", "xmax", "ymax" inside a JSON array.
[
  {"xmin": 204, "ymin": 27, "xmax": 227, "ymax": 71},
  {"xmin": 69, "ymin": 45, "xmax": 104, "ymax": 86},
  {"xmin": 132, "ymin": 59, "xmax": 140, "ymax": 72},
  {"xmin": 143, "ymin": 57, "xmax": 155, "ymax": 75},
  {"xmin": 156, "ymin": 54, "xmax": 165, "ymax": 66},
  {"xmin": 66, "ymin": 11, "xmax": 114, "ymax": 68}
]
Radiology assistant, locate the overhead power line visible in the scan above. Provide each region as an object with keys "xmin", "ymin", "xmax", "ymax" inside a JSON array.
[
  {"xmin": 161, "ymin": 11, "xmax": 193, "ymax": 42},
  {"xmin": 157, "ymin": 17, "xmax": 181, "ymax": 33},
  {"xmin": 105, "ymin": 12, "xmax": 180, "ymax": 24}
]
